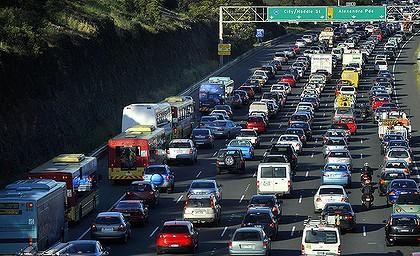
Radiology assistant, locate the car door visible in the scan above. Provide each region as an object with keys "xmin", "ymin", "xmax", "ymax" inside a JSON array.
[
  {"xmin": 272, "ymin": 165, "xmax": 289, "ymax": 193},
  {"xmin": 258, "ymin": 165, "xmax": 274, "ymax": 193}
]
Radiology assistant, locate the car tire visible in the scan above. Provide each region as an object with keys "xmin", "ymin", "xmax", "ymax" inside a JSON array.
[{"xmin": 224, "ymin": 156, "xmax": 235, "ymax": 167}]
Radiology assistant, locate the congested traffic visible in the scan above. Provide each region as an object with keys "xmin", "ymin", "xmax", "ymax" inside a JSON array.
[{"xmin": 0, "ymin": 15, "xmax": 419, "ymax": 256}]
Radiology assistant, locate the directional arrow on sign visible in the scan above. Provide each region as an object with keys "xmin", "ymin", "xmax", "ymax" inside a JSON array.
[
  {"xmin": 297, "ymin": 15, "xmax": 301, "ymax": 19},
  {"xmin": 352, "ymin": 15, "xmax": 356, "ymax": 18},
  {"xmin": 320, "ymin": 15, "xmax": 325, "ymax": 18},
  {"xmin": 270, "ymin": 16, "xmax": 274, "ymax": 19},
  {"xmin": 380, "ymin": 15, "xmax": 384, "ymax": 18}
]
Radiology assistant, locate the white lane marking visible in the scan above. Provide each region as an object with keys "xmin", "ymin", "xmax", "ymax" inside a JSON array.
[
  {"xmin": 360, "ymin": 153, "xmax": 363, "ymax": 159},
  {"xmin": 323, "ymin": 112, "xmax": 326, "ymax": 117},
  {"xmin": 311, "ymin": 153, "xmax": 314, "ymax": 158},
  {"xmin": 264, "ymin": 152, "xmax": 267, "ymax": 157},
  {"xmin": 221, "ymin": 226, "xmax": 228, "ymax": 237},
  {"xmin": 253, "ymin": 172, "xmax": 257, "ymax": 177},
  {"xmin": 77, "ymin": 193, "xmax": 126, "ymax": 240},
  {"xmin": 290, "ymin": 226, "xmax": 296, "ymax": 237},
  {"xmin": 361, "ymin": 139, "xmax": 363, "ymax": 144},
  {"xmin": 298, "ymin": 195, "xmax": 302, "ymax": 204},
  {"xmin": 305, "ymin": 171, "xmax": 309, "ymax": 177},
  {"xmin": 315, "ymin": 138, "xmax": 318, "ymax": 144},
  {"xmin": 239, "ymin": 194, "xmax": 245, "ymax": 203},
  {"xmin": 325, "ymin": 103, "xmax": 328, "ymax": 107},
  {"xmin": 212, "ymin": 151, "xmax": 218, "ymax": 157},
  {"xmin": 363, "ymin": 226, "xmax": 367, "ymax": 237},
  {"xmin": 176, "ymin": 194, "xmax": 184, "ymax": 203},
  {"xmin": 279, "ymin": 123, "xmax": 282, "ymax": 128},
  {"xmin": 319, "ymin": 125, "xmax": 322, "ymax": 129},
  {"xmin": 244, "ymin": 183, "xmax": 251, "ymax": 192},
  {"xmin": 196, "ymin": 171, "xmax": 202, "ymax": 178},
  {"xmin": 149, "ymin": 226, "xmax": 160, "ymax": 238},
  {"xmin": 271, "ymin": 138, "xmax": 274, "ymax": 142}
]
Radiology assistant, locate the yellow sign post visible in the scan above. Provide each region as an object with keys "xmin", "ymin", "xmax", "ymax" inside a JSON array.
[{"xmin": 218, "ymin": 43, "xmax": 231, "ymax": 56}]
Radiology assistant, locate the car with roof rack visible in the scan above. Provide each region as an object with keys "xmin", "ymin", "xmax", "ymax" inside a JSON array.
[{"xmin": 301, "ymin": 218, "xmax": 341, "ymax": 256}]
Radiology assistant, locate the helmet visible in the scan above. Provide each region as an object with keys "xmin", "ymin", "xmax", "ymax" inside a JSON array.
[{"xmin": 364, "ymin": 163, "xmax": 369, "ymax": 167}]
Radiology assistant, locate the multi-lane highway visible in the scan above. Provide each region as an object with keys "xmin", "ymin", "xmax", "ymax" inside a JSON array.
[{"xmin": 70, "ymin": 30, "xmax": 420, "ymax": 256}]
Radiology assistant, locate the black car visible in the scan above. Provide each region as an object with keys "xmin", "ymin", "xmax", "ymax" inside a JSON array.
[
  {"xmin": 248, "ymin": 194, "xmax": 282, "ymax": 219},
  {"xmin": 384, "ymin": 213, "xmax": 420, "ymax": 246},
  {"xmin": 289, "ymin": 121, "xmax": 312, "ymax": 140},
  {"xmin": 241, "ymin": 207, "xmax": 278, "ymax": 240},
  {"xmin": 285, "ymin": 127, "xmax": 307, "ymax": 145},
  {"xmin": 215, "ymin": 148, "xmax": 245, "ymax": 175},
  {"xmin": 266, "ymin": 144, "xmax": 297, "ymax": 170},
  {"xmin": 321, "ymin": 202, "xmax": 356, "ymax": 232}
]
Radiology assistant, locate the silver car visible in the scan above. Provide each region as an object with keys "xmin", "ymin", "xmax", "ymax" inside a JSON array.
[
  {"xmin": 187, "ymin": 179, "xmax": 222, "ymax": 201},
  {"xmin": 183, "ymin": 194, "xmax": 221, "ymax": 225},
  {"xmin": 208, "ymin": 120, "xmax": 242, "ymax": 138},
  {"xmin": 323, "ymin": 137, "xmax": 348, "ymax": 156},
  {"xmin": 91, "ymin": 212, "xmax": 132, "ymax": 243},
  {"xmin": 229, "ymin": 227, "xmax": 271, "ymax": 256},
  {"xmin": 167, "ymin": 139, "xmax": 197, "ymax": 164},
  {"xmin": 325, "ymin": 149, "xmax": 352, "ymax": 170}
]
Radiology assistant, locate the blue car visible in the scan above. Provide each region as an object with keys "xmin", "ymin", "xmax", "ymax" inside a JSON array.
[
  {"xmin": 226, "ymin": 139, "xmax": 254, "ymax": 160},
  {"xmin": 143, "ymin": 165, "xmax": 175, "ymax": 193},
  {"xmin": 386, "ymin": 179, "xmax": 419, "ymax": 206},
  {"xmin": 321, "ymin": 163, "xmax": 352, "ymax": 188}
]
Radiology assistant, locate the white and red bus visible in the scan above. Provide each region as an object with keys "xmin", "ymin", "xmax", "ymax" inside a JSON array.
[{"xmin": 163, "ymin": 96, "xmax": 195, "ymax": 139}]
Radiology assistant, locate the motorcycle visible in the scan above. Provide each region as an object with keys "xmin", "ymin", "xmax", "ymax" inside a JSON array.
[
  {"xmin": 361, "ymin": 193, "xmax": 374, "ymax": 209},
  {"xmin": 360, "ymin": 173, "xmax": 372, "ymax": 186}
]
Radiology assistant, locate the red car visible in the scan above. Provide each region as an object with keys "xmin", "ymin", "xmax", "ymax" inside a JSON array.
[
  {"xmin": 156, "ymin": 221, "xmax": 198, "ymax": 254},
  {"xmin": 246, "ymin": 116, "xmax": 267, "ymax": 133},
  {"xmin": 372, "ymin": 29, "xmax": 383, "ymax": 41},
  {"xmin": 371, "ymin": 96, "xmax": 390, "ymax": 111},
  {"xmin": 334, "ymin": 117, "xmax": 357, "ymax": 135},
  {"xmin": 291, "ymin": 44, "xmax": 301, "ymax": 54},
  {"xmin": 111, "ymin": 200, "xmax": 149, "ymax": 225},
  {"xmin": 125, "ymin": 181, "xmax": 160, "ymax": 207},
  {"xmin": 279, "ymin": 75, "xmax": 296, "ymax": 87},
  {"xmin": 239, "ymin": 86, "xmax": 255, "ymax": 100}
]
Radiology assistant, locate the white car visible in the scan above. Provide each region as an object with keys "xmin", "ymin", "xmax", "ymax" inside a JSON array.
[
  {"xmin": 325, "ymin": 149, "xmax": 352, "ymax": 170},
  {"xmin": 301, "ymin": 219, "xmax": 341, "ymax": 256},
  {"xmin": 253, "ymin": 70, "xmax": 269, "ymax": 81},
  {"xmin": 374, "ymin": 60, "xmax": 388, "ymax": 71},
  {"xmin": 295, "ymin": 39, "xmax": 307, "ymax": 48},
  {"xmin": 276, "ymin": 134, "xmax": 303, "ymax": 154},
  {"xmin": 302, "ymin": 34, "xmax": 314, "ymax": 44},
  {"xmin": 270, "ymin": 83, "xmax": 291, "ymax": 95},
  {"xmin": 273, "ymin": 52, "xmax": 288, "ymax": 63},
  {"xmin": 375, "ymin": 54, "xmax": 388, "ymax": 62},
  {"xmin": 236, "ymin": 129, "xmax": 260, "ymax": 148},
  {"xmin": 338, "ymin": 86, "xmax": 357, "ymax": 97},
  {"xmin": 167, "ymin": 139, "xmax": 198, "ymax": 164},
  {"xmin": 314, "ymin": 185, "xmax": 349, "ymax": 212}
]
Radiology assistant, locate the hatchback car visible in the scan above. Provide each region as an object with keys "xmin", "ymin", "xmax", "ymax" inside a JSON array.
[
  {"xmin": 266, "ymin": 144, "xmax": 298, "ymax": 170},
  {"xmin": 314, "ymin": 185, "xmax": 349, "ymax": 212},
  {"xmin": 125, "ymin": 180, "xmax": 160, "ymax": 207},
  {"xmin": 227, "ymin": 139, "xmax": 254, "ymax": 160},
  {"xmin": 385, "ymin": 148, "xmax": 413, "ymax": 167},
  {"xmin": 325, "ymin": 149, "xmax": 352, "ymax": 170},
  {"xmin": 187, "ymin": 179, "xmax": 222, "ymax": 201},
  {"xmin": 143, "ymin": 165, "xmax": 175, "ymax": 193},
  {"xmin": 216, "ymin": 148, "xmax": 246, "ymax": 174},
  {"xmin": 384, "ymin": 213, "xmax": 420, "ymax": 246},
  {"xmin": 229, "ymin": 227, "xmax": 271, "ymax": 256},
  {"xmin": 236, "ymin": 129, "xmax": 260, "ymax": 148},
  {"xmin": 91, "ymin": 212, "xmax": 132, "ymax": 243},
  {"xmin": 322, "ymin": 202, "xmax": 356, "ymax": 231},
  {"xmin": 241, "ymin": 207, "xmax": 279, "ymax": 240},
  {"xmin": 246, "ymin": 115, "xmax": 267, "ymax": 134},
  {"xmin": 191, "ymin": 128, "xmax": 214, "ymax": 148},
  {"xmin": 387, "ymin": 179, "xmax": 419, "ymax": 206},
  {"xmin": 183, "ymin": 194, "xmax": 221, "ymax": 225},
  {"xmin": 156, "ymin": 221, "xmax": 198, "ymax": 254},
  {"xmin": 323, "ymin": 137, "xmax": 348, "ymax": 156},
  {"xmin": 321, "ymin": 163, "xmax": 352, "ymax": 188},
  {"xmin": 276, "ymin": 134, "xmax": 303, "ymax": 154},
  {"xmin": 209, "ymin": 120, "xmax": 241, "ymax": 138},
  {"xmin": 111, "ymin": 200, "xmax": 149, "ymax": 225},
  {"xmin": 378, "ymin": 170, "xmax": 409, "ymax": 195},
  {"xmin": 167, "ymin": 139, "xmax": 197, "ymax": 164},
  {"xmin": 47, "ymin": 240, "xmax": 109, "ymax": 256}
]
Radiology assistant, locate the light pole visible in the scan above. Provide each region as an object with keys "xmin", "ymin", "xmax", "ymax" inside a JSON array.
[{"xmin": 338, "ymin": 0, "xmax": 341, "ymax": 6}]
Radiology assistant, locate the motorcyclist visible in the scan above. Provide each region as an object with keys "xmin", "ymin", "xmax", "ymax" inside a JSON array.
[
  {"xmin": 361, "ymin": 183, "xmax": 375, "ymax": 195},
  {"xmin": 361, "ymin": 183, "xmax": 375, "ymax": 209},
  {"xmin": 361, "ymin": 163, "xmax": 373, "ymax": 176}
]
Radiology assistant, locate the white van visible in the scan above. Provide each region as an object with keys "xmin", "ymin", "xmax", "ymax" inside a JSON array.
[
  {"xmin": 301, "ymin": 219, "xmax": 341, "ymax": 256},
  {"xmin": 257, "ymin": 163, "xmax": 292, "ymax": 197},
  {"xmin": 249, "ymin": 101, "xmax": 269, "ymax": 116}
]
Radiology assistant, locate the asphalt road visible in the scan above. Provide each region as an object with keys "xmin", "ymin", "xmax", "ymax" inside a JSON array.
[{"xmin": 70, "ymin": 30, "xmax": 420, "ymax": 256}]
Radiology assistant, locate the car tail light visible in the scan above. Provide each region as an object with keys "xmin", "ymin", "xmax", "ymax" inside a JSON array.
[
  {"xmin": 210, "ymin": 200, "xmax": 216, "ymax": 209},
  {"xmin": 342, "ymin": 173, "xmax": 349, "ymax": 177},
  {"xmin": 91, "ymin": 224, "xmax": 97, "ymax": 231},
  {"xmin": 379, "ymin": 179, "xmax": 385, "ymax": 185},
  {"xmin": 189, "ymin": 149, "xmax": 193, "ymax": 154},
  {"xmin": 272, "ymin": 207, "xmax": 279, "ymax": 215},
  {"xmin": 389, "ymin": 191, "xmax": 396, "ymax": 196},
  {"xmin": 341, "ymin": 197, "xmax": 348, "ymax": 202},
  {"xmin": 263, "ymin": 241, "xmax": 269, "ymax": 248},
  {"xmin": 166, "ymin": 175, "xmax": 170, "ymax": 181},
  {"xmin": 395, "ymin": 207, "xmax": 401, "ymax": 212},
  {"xmin": 301, "ymin": 244, "xmax": 305, "ymax": 255},
  {"xmin": 228, "ymin": 241, "xmax": 232, "ymax": 248},
  {"xmin": 184, "ymin": 201, "xmax": 188, "ymax": 209},
  {"xmin": 257, "ymin": 181, "xmax": 260, "ymax": 188},
  {"xmin": 338, "ymin": 245, "xmax": 342, "ymax": 255},
  {"xmin": 116, "ymin": 224, "xmax": 126, "ymax": 231},
  {"xmin": 345, "ymin": 215, "xmax": 353, "ymax": 220},
  {"xmin": 288, "ymin": 181, "xmax": 291, "ymax": 188},
  {"xmin": 269, "ymin": 222, "xmax": 275, "ymax": 228}
]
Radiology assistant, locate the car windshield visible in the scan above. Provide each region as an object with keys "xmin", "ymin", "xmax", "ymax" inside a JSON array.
[
  {"xmin": 396, "ymin": 194, "xmax": 420, "ymax": 205},
  {"xmin": 291, "ymin": 123, "xmax": 307, "ymax": 129},
  {"xmin": 391, "ymin": 180, "xmax": 417, "ymax": 189},
  {"xmin": 240, "ymin": 131, "xmax": 257, "ymax": 137},
  {"xmin": 201, "ymin": 116, "xmax": 217, "ymax": 122},
  {"xmin": 191, "ymin": 181, "xmax": 215, "ymax": 189},
  {"xmin": 187, "ymin": 198, "xmax": 211, "ymax": 208},
  {"xmin": 244, "ymin": 213, "xmax": 272, "ymax": 224},
  {"xmin": 324, "ymin": 164, "xmax": 347, "ymax": 172},
  {"xmin": 169, "ymin": 142, "xmax": 191, "ymax": 148},
  {"xmin": 116, "ymin": 201, "xmax": 141, "ymax": 209},
  {"xmin": 319, "ymin": 188, "xmax": 344, "ymax": 195},
  {"xmin": 388, "ymin": 150, "xmax": 409, "ymax": 158},
  {"xmin": 280, "ymin": 136, "xmax": 298, "ymax": 142},
  {"xmin": 325, "ymin": 204, "xmax": 351, "ymax": 212},
  {"xmin": 161, "ymin": 225, "xmax": 189, "ymax": 234},
  {"xmin": 260, "ymin": 166, "xmax": 287, "ymax": 178},
  {"xmin": 392, "ymin": 217, "xmax": 417, "ymax": 226},
  {"xmin": 329, "ymin": 152, "xmax": 349, "ymax": 158},
  {"xmin": 128, "ymin": 184, "xmax": 152, "ymax": 192},
  {"xmin": 193, "ymin": 129, "xmax": 209, "ymax": 136},
  {"xmin": 229, "ymin": 140, "xmax": 251, "ymax": 147},
  {"xmin": 327, "ymin": 139, "xmax": 346, "ymax": 146},
  {"xmin": 213, "ymin": 121, "xmax": 227, "ymax": 127},
  {"xmin": 262, "ymin": 155, "xmax": 287, "ymax": 163},
  {"xmin": 233, "ymin": 231, "xmax": 262, "ymax": 241},
  {"xmin": 95, "ymin": 216, "xmax": 121, "ymax": 225},
  {"xmin": 305, "ymin": 230, "xmax": 338, "ymax": 244},
  {"xmin": 144, "ymin": 166, "xmax": 167, "ymax": 174}
]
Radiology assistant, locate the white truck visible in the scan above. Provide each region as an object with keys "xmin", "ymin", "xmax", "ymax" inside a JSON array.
[
  {"xmin": 319, "ymin": 27, "xmax": 334, "ymax": 47},
  {"xmin": 342, "ymin": 49, "xmax": 363, "ymax": 70},
  {"xmin": 310, "ymin": 54, "xmax": 333, "ymax": 75}
]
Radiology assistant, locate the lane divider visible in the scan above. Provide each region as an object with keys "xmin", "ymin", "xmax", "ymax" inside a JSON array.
[
  {"xmin": 290, "ymin": 226, "xmax": 296, "ymax": 237},
  {"xmin": 176, "ymin": 194, "xmax": 184, "ymax": 204},
  {"xmin": 149, "ymin": 226, "xmax": 160, "ymax": 238},
  {"xmin": 363, "ymin": 226, "xmax": 366, "ymax": 237},
  {"xmin": 196, "ymin": 171, "xmax": 202, "ymax": 178},
  {"xmin": 298, "ymin": 195, "xmax": 302, "ymax": 204},
  {"xmin": 220, "ymin": 226, "xmax": 228, "ymax": 237}
]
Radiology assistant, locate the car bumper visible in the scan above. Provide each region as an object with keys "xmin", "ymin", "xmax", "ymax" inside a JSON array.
[
  {"xmin": 168, "ymin": 154, "xmax": 194, "ymax": 161},
  {"xmin": 91, "ymin": 231, "xmax": 126, "ymax": 240},
  {"xmin": 229, "ymin": 248, "xmax": 268, "ymax": 255},
  {"xmin": 184, "ymin": 216, "xmax": 216, "ymax": 224},
  {"xmin": 388, "ymin": 234, "xmax": 420, "ymax": 241},
  {"xmin": 157, "ymin": 246, "xmax": 193, "ymax": 253},
  {"xmin": 194, "ymin": 139, "xmax": 212, "ymax": 146}
]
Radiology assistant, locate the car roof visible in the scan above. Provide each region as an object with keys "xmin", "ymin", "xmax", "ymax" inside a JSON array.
[
  {"xmin": 97, "ymin": 212, "xmax": 122, "ymax": 217},
  {"xmin": 163, "ymin": 220, "xmax": 191, "ymax": 226}
]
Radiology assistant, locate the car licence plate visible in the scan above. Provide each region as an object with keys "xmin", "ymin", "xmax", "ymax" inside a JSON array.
[
  {"xmin": 263, "ymin": 181, "xmax": 270, "ymax": 186},
  {"xmin": 102, "ymin": 227, "xmax": 113, "ymax": 232},
  {"xmin": 400, "ymin": 229, "xmax": 410, "ymax": 232},
  {"xmin": 193, "ymin": 210, "xmax": 204, "ymax": 214},
  {"xmin": 170, "ymin": 244, "xmax": 180, "ymax": 247},
  {"xmin": 241, "ymin": 244, "xmax": 254, "ymax": 249}
]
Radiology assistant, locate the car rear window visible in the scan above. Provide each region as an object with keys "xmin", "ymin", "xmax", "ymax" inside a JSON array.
[
  {"xmin": 95, "ymin": 216, "xmax": 121, "ymax": 225},
  {"xmin": 319, "ymin": 188, "xmax": 344, "ymax": 195},
  {"xmin": 329, "ymin": 151, "xmax": 349, "ymax": 158},
  {"xmin": 250, "ymin": 196, "xmax": 275, "ymax": 207},
  {"xmin": 162, "ymin": 225, "xmax": 189, "ymax": 234},
  {"xmin": 327, "ymin": 139, "xmax": 346, "ymax": 146},
  {"xmin": 144, "ymin": 166, "xmax": 166, "ymax": 174},
  {"xmin": 305, "ymin": 230, "xmax": 338, "ymax": 244},
  {"xmin": 248, "ymin": 116, "xmax": 263, "ymax": 122},
  {"xmin": 262, "ymin": 155, "xmax": 287, "ymax": 163},
  {"xmin": 191, "ymin": 182, "xmax": 214, "ymax": 189},
  {"xmin": 187, "ymin": 198, "xmax": 211, "ymax": 208},
  {"xmin": 392, "ymin": 217, "xmax": 417, "ymax": 226},
  {"xmin": 383, "ymin": 172, "xmax": 406, "ymax": 180},
  {"xmin": 391, "ymin": 180, "xmax": 417, "ymax": 189},
  {"xmin": 388, "ymin": 150, "xmax": 409, "ymax": 158},
  {"xmin": 229, "ymin": 140, "xmax": 251, "ymax": 147},
  {"xmin": 129, "ymin": 184, "xmax": 152, "ymax": 192},
  {"xmin": 240, "ymin": 131, "xmax": 257, "ymax": 137},
  {"xmin": 217, "ymin": 150, "xmax": 240, "ymax": 158},
  {"xmin": 324, "ymin": 204, "xmax": 351, "ymax": 212},
  {"xmin": 201, "ymin": 116, "xmax": 217, "ymax": 122},
  {"xmin": 260, "ymin": 166, "xmax": 287, "ymax": 178},
  {"xmin": 116, "ymin": 201, "xmax": 141, "ymax": 209},
  {"xmin": 233, "ymin": 231, "xmax": 262, "ymax": 241},
  {"xmin": 67, "ymin": 243, "xmax": 96, "ymax": 254},
  {"xmin": 396, "ymin": 194, "xmax": 420, "ymax": 205},
  {"xmin": 169, "ymin": 142, "xmax": 191, "ymax": 148},
  {"xmin": 193, "ymin": 129, "xmax": 210, "ymax": 136},
  {"xmin": 244, "ymin": 213, "xmax": 272, "ymax": 224}
]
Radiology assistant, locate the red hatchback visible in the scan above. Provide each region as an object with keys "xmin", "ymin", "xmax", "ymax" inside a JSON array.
[
  {"xmin": 371, "ymin": 96, "xmax": 390, "ymax": 111},
  {"xmin": 279, "ymin": 75, "xmax": 296, "ymax": 87},
  {"xmin": 156, "ymin": 221, "xmax": 198, "ymax": 254},
  {"xmin": 111, "ymin": 200, "xmax": 149, "ymax": 225},
  {"xmin": 125, "ymin": 180, "xmax": 160, "ymax": 207},
  {"xmin": 246, "ymin": 116, "xmax": 267, "ymax": 133}
]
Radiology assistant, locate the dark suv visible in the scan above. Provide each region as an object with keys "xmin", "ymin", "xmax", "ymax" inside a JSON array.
[
  {"xmin": 216, "ymin": 148, "xmax": 245, "ymax": 175},
  {"xmin": 384, "ymin": 213, "xmax": 420, "ymax": 246},
  {"xmin": 241, "ymin": 207, "xmax": 279, "ymax": 240},
  {"xmin": 266, "ymin": 144, "xmax": 297, "ymax": 170}
]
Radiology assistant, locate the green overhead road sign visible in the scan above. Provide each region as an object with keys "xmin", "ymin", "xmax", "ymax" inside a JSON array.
[
  {"xmin": 267, "ymin": 6, "xmax": 386, "ymax": 22},
  {"xmin": 330, "ymin": 6, "xmax": 386, "ymax": 21},
  {"xmin": 268, "ymin": 7, "xmax": 327, "ymax": 21}
]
